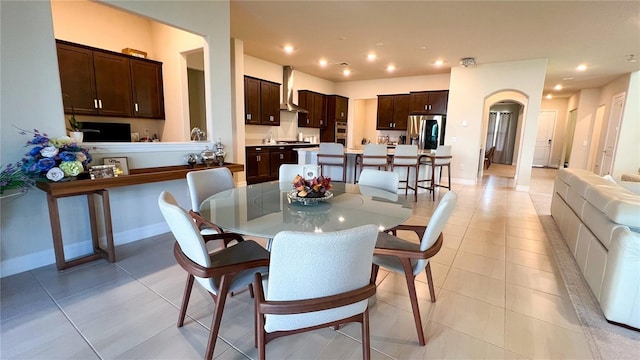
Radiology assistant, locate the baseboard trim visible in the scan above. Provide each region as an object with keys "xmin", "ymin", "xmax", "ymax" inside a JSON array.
[{"xmin": 1, "ymin": 222, "xmax": 169, "ymax": 277}]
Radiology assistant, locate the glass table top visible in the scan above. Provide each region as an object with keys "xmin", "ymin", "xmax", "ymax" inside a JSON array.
[{"xmin": 199, "ymin": 181, "xmax": 413, "ymax": 238}]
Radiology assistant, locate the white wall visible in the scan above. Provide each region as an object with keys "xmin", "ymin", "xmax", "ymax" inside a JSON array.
[
  {"xmin": 612, "ymin": 72, "xmax": 640, "ymax": 177},
  {"xmin": 0, "ymin": 0, "xmax": 232, "ymax": 277},
  {"xmin": 569, "ymin": 89, "xmax": 600, "ymax": 169},
  {"xmin": 448, "ymin": 59, "xmax": 548, "ymax": 189}
]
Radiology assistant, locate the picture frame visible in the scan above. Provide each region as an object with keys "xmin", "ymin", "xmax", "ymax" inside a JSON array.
[
  {"xmin": 103, "ymin": 157, "xmax": 129, "ymax": 176},
  {"xmin": 89, "ymin": 165, "xmax": 117, "ymax": 179}
]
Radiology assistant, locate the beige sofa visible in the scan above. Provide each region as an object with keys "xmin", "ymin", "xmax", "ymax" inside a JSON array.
[{"xmin": 551, "ymin": 168, "xmax": 640, "ymax": 329}]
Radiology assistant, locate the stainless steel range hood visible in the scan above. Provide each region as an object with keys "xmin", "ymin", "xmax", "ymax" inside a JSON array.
[{"xmin": 280, "ymin": 66, "xmax": 308, "ymax": 113}]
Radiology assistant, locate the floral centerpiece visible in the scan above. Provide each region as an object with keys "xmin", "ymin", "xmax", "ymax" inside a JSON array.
[
  {"xmin": 291, "ymin": 174, "xmax": 332, "ymax": 198},
  {"xmin": 0, "ymin": 128, "xmax": 93, "ymax": 194}
]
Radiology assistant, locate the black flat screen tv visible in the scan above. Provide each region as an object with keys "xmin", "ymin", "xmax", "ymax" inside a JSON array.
[{"xmin": 82, "ymin": 122, "xmax": 131, "ymax": 142}]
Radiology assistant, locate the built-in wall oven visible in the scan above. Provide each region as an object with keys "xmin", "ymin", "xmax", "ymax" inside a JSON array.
[{"xmin": 335, "ymin": 121, "xmax": 347, "ymax": 146}]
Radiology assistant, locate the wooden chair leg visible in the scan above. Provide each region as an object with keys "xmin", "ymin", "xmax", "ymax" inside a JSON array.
[
  {"xmin": 401, "ymin": 259, "xmax": 425, "ymax": 346},
  {"xmin": 178, "ymin": 274, "xmax": 194, "ymax": 327},
  {"xmin": 204, "ymin": 275, "xmax": 232, "ymax": 360},
  {"xmin": 362, "ymin": 309, "xmax": 371, "ymax": 360},
  {"xmin": 371, "ymin": 264, "xmax": 380, "ymax": 283},
  {"xmin": 425, "ymin": 262, "xmax": 437, "ymax": 302},
  {"xmin": 447, "ymin": 164, "xmax": 451, "ymax": 190}
]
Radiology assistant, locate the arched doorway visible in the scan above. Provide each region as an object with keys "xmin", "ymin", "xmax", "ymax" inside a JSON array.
[{"xmin": 478, "ymin": 90, "xmax": 529, "ymax": 187}]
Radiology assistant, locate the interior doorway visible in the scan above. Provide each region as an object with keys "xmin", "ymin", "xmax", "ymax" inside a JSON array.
[
  {"xmin": 186, "ymin": 49, "xmax": 207, "ymax": 139},
  {"xmin": 533, "ymin": 111, "xmax": 556, "ymax": 167},
  {"xmin": 598, "ymin": 92, "xmax": 625, "ymax": 175},
  {"xmin": 483, "ymin": 101, "xmax": 522, "ymax": 179},
  {"xmin": 562, "ymin": 109, "xmax": 577, "ymax": 168}
]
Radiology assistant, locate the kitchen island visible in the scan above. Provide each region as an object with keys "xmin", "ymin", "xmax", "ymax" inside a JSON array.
[{"xmin": 294, "ymin": 147, "xmax": 442, "ymax": 188}]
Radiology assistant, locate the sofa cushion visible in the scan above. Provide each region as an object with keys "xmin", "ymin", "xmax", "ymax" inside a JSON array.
[{"xmin": 586, "ymin": 186, "xmax": 640, "ymax": 229}]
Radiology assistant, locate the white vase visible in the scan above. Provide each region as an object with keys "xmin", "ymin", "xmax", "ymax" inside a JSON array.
[{"xmin": 69, "ymin": 131, "xmax": 83, "ymax": 143}]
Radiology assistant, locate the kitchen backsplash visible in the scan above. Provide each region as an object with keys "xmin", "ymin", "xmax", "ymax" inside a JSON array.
[{"xmin": 245, "ymin": 113, "xmax": 319, "ymax": 142}]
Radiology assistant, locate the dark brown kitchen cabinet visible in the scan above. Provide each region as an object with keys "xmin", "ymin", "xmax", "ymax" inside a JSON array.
[
  {"xmin": 56, "ymin": 40, "xmax": 165, "ymax": 119},
  {"xmin": 260, "ymin": 80, "xmax": 280, "ymax": 125},
  {"xmin": 130, "ymin": 58, "xmax": 164, "ymax": 119},
  {"xmin": 269, "ymin": 146, "xmax": 293, "ymax": 178},
  {"xmin": 244, "ymin": 77, "xmax": 261, "ymax": 125},
  {"xmin": 246, "ymin": 147, "xmax": 271, "ymax": 184},
  {"xmin": 57, "ymin": 41, "xmax": 132, "ymax": 117},
  {"xmin": 298, "ymin": 90, "xmax": 326, "ymax": 128},
  {"xmin": 321, "ymin": 95, "xmax": 349, "ymax": 142},
  {"xmin": 244, "ymin": 76, "xmax": 280, "ymax": 125},
  {"xmin": 377, "ymin": 94, "xmax": 409, "ymax": 130},
  {"xmin": 409, "ymin": 90, "xmax": 449, "ymax": 115}
]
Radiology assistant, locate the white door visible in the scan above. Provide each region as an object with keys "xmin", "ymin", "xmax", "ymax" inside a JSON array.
[
  {"xmin": 533, "ymin": 111, "xmax": 556, "ymax": 167},
  {"xmin": 600, "ymin": 93, "xmax": 625, "ymax": 175}
]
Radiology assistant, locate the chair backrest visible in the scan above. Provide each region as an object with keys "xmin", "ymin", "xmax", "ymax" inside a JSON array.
[
  {"xmin": 362, "ymin": 144, "xmax": 388, "ymax": 166},
  {"xmin": 279, "ymin": 164, "xmax": 305, "ymax": 182},
  {"xmin": 434, "ymin": 145, "xmax": 452, "ymax": 165},
  {"xmin": 393, "ymin": 144, "xmax": 419, "ymax": 165},
  {"xmin": 413, "ymin": 191, "xmax": 457, "ymax": 274},
  {"xmin": 264, "ymin": 224, "xmax": 378, "ymax": 332},
  {"xmin": 186, "ymin": 167, "xmax": 234, "ymax": 212},
  {"xmin": 158, "ymin": 191, "xmax": 215, "ymax": 293},
  {"xmin": 358, "ymin": 169, "xmax": 399, "ymax": 193},
  {"xmin": 318, "ymin": 143, "xmax": 345, "ymax": 165}
]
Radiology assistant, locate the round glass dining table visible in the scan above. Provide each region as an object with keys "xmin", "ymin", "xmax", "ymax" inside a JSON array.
[{"xmin": 199, "ymin": 181, "xmax": 413, "ymax": 239}]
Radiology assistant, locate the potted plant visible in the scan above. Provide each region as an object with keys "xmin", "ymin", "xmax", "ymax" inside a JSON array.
[{"xmin": 66, "ymin": 113, "xmax": 83, "ymax": 143}]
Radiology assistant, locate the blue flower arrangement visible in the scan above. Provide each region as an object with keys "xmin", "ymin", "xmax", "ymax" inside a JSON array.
[{"xmin": 0, "ymin": 128, "xmax": 93, "ymax": 194}]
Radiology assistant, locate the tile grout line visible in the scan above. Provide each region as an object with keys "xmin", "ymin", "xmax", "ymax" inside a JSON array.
[{"xmin": 30, "ymin": 270, "xmax": 104, "ymax": 360}]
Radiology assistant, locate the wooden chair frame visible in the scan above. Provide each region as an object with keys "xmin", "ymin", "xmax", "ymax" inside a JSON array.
[
  {"xmin": 372, "ymin": 227, "xmax": 444, "ymax": 346},
  {"xmin": 174, "ymin": 238, "xmax": 269, "ymax": 360},
  {"xmin": 253, "ymin": 272, "xmax": 376, "ymax": 360},
  {"xmin": 317, "ymin": 153, "xmax": 347, "ymax": 182}
]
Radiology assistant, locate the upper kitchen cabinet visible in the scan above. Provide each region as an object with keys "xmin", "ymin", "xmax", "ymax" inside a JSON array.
[
  {"xmin": 298, "ymin": 90, "xmax": 326, "ymax": 128},
  {"xmin": 244, "ymin": 76, "xmax": 280, "ymax": 125},
  {"xmin": 409, "ymin": 90, "xmax": 449, "ymax": 115},
  {"xmin": 260, "ymin": 80, "xmax": 280, "ymax": 125},
  {"xmin": 376, "ymin": 94, "xmax": 410, "ymax": 130},
  {"xmin": 327, "ymin": 95, "xmax": 348, "ymax": 122},
  {"xmin": 57, "ymin": 41, "xmax": 132, "ymax": 117},
  {"xmin": 56, "ymin": 40, "xmax": 165, "ymax": 119},
  {"xmin": 321, "ymin": 95, "xmax": 349, "ymax": 142},
  {"xmin": 130, "ymin": 58, "xmax": 165, "ymax": 119}
]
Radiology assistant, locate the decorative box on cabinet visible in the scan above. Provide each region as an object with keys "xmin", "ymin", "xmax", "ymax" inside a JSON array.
[
  {"xmin": 244, "ymin": 76, "xmax": 281, "ymax": 125},
  {"xmin": 409, "ymin": 90, "xmax": 448, "ymax": 115},
  {"xmin": 298, "ymin": 90, "xmax": 326, "ymax": 128},
  {"xmin": 376, "ymin": 94, "xmax": 410, "ymax": 130}
]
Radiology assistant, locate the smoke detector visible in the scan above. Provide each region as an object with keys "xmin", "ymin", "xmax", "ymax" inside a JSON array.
[{"xmin": 460, "ymin": 57, "xmax": 476, "ymax": 68}]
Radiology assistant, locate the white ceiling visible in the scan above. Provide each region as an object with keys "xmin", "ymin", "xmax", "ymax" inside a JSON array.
[{"xmin": 231, "ymin": 0, "xmax": 640, "ymax": 98}]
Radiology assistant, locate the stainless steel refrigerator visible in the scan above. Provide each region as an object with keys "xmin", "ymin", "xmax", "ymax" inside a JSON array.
[{"xmin": 406, "ymin": 115, "xmax": 446, "ymax": 150}]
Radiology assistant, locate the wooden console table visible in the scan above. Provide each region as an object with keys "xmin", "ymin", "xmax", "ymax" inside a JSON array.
[{"xmin": 36, "ymin": 163, "xmax": 244, "ymax": 270}]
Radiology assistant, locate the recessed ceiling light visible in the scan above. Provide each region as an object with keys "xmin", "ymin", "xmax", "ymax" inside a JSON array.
[
  {"xmin": 375, "ymin": 42, "xmax": 384, "ymax": 47},
  {"xmin": 554, "ymin": 84, "xmax": 562, "ymax": 90},
  {"xmin": 386, "ymin": 64, "xmax": 395, "ymax": 72},
  {"xmin": 367, "ymin": 53, "xmax": 376, "ymax": 61},
  {"xmin": 546, "ymin": 94, "xmax": 553, "ymax": 99},
  {"xmin": 343, "ymin": 68, "xmax": 351, "ymax": 76},
  {"xmin": 283, "ymin": 45, "xmax": 294, "ymax": 54},
  {"xmin": 319, "ymin": 59, "xmax": 327, "ymax": 67},
  {"xmin": 418, "ymin": 46, "xmax": 427, "ymax": 50},
  {"xmin": 434, "ymin": 60, "xmax": 444, "ymax": 66},
  {"xmin": 577, "ymin": 64, "xmax": 587, "ymax": 71}
]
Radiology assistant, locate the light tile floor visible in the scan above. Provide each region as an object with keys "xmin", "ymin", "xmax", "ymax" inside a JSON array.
[{"xmin": 1, "ymin": 167, "xmax": 601, "ymax": 359}]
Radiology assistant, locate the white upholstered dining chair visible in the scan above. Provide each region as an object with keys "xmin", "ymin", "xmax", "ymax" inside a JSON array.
[
  {"xmin": 357, "ymin": 168, "xmax": 399, "ymax": 194},
  {"xmin": 372, "ymin": 190, "xmax": 457, "ymax": 346},
  {"xmin": 186, "ymin": 167, "xmax": 235, "ymax": 240},
  {"xmin": 158, "ymin": 191, "xmax": 269, "ymax": 360},
  {"xmin": 253, "ymin": 224, "xmax": 378, "ymax": 360}
]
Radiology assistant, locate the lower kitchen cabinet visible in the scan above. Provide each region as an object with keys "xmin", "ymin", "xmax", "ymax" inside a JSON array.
[{"xmin": 246, "ymin": 147, "xmax": 271, "ymax": 184}]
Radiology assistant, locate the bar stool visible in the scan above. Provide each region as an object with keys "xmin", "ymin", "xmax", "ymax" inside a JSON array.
[
  {"xmin": 417, "ymin": 145, "xmax": 452, "ymax": 201},
  {"xmin": 392, "ymin": 144, "xmax": 419, "ymax": 201},
  {"xmin": 317, "ymin": 143, "xmax": 346, "ymax": 182},
  {"xmin": 355, "ymin": 144, "xmax": 388, "ymax": 183}
]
